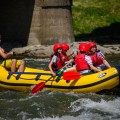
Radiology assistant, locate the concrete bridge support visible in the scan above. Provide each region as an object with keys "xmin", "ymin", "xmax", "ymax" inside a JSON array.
[
  {"xmin": 28, "ymin": 0, "xmax": 75, "ymax": 45},
  {"xmin": 0, "ymin": 0, "xmax": 74, "ymax": 50}
]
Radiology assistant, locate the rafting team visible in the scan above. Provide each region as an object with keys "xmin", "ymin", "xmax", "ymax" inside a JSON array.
[
  {"xmin": 0, "ymin": 35, "xmax": 111, "ymax": 76},
  {"xmin": 48, "ymin": 42, "xmax": 111, "ymax": 76}
]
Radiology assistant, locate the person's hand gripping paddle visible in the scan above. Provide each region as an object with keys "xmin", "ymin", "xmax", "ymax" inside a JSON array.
[{"xmin": 32, "ymin": 61, "xmax": 72, "ymax": 94}]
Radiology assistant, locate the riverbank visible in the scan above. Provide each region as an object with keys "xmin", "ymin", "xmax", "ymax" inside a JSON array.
[
  {"xmin": 72, "ymin": 0, "xmax": 120, "ymax": 35},
  {"xmin": 12, "ymin": 42, "xmax": 120, "ymax": 58}
]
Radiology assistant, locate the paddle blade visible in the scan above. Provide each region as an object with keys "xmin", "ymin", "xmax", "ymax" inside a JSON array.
[
  {"xmin": 32, "ymin": 82, "xmax": 46, "ymax": 94},
  {"xmin": 63, "ymin": 71, "xmax": 81, "ymax": 80}
]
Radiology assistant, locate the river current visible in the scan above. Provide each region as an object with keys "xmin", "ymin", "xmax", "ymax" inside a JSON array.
[{"xmin": 0, "ymin": 55, "xmax": 120, "ymax": 120}]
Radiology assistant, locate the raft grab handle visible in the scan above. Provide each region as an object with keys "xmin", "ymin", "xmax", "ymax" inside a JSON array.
[{"xmin": 7, "ymin": 72, "xmax": 52, "ymax": 80}]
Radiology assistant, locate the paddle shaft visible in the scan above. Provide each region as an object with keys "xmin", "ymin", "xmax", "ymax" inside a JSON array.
[
  {"xmin": 32, "ymin": 76, "xmax": 53, "ymax": 94},
  {"xmin": 32, "ymin": 60, "xmax": 72, "ymax": 94},
  {"xmin": 55, "ymin": 61, "xmax": 73, "ymax": 81}
]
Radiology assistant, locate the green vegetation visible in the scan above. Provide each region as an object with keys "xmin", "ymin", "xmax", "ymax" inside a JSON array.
[{"xmin": 72, "ymin": 0, "xmax": 120, "ymax": 34}]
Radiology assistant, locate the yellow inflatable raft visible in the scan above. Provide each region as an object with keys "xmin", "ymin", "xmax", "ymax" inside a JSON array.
[{"xmin": 0, "ymin": 65, "xmax": 120, "ymax": 93}]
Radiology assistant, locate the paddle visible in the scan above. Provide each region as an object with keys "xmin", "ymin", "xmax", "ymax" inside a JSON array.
[
  {"xmin": 31, "ymin": 68, "xmax": 66, "ymax": 94},
  {"xmin": 32, "ymin": 75, "xmax": 54, "ymax": 94},
  {"xmin": 32, "ymin": 82, "xmax": 46, "ymax": 94},
  {"xmin": 63, "ymin": 71, "xmax": 81, "ymax": 80},
  {"xmin": 31, "ymin": 61, "xmax": 72, "ymax": 94}
]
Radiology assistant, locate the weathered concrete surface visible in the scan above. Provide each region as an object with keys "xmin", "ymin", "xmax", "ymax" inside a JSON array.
[
  {"xmin": 28, "ymin": 0, "xmax": 74, "ymax": 45},
  {"xmin": 12, "ymin": 42, "xmax": 120, "ymax": 58},
  {"xmin": 0, "ymin": 0, "xmax": 74, "ymax": 47}
]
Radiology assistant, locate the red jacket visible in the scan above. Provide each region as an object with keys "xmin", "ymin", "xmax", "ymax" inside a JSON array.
[
  {"xmin": 50, "ymin": 53, "xmax": 68, "ymax": 71},
  {"xmin": 62, "ymin": 52, "xmax": 69, "ymax": 61},
  {"xmin": 89, "ymin": 52, "xmax": 103, "ymax": 66},
  {"xmin": 75, "ymin": 53, "xmax": 89, "ymax": 71}
]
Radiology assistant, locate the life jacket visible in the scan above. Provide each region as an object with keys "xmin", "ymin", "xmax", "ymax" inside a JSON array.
[
  {"xmin": 62, "ymin": 52, "xmax": 69, "ymax": 61},
  {"xmin": 75, "ymin": 53, "xmax": 89, "ymax": 71},
  {"xmin": 50, "ymin": 54, "xmax": 54, "ymax": 61},
  {"xmin": 89, "ymin": 51, "xmax": 103, "ymax": 66},
  {"xmin": 50, "ymin": 53, "xmax": 66, "ymax": 71}
]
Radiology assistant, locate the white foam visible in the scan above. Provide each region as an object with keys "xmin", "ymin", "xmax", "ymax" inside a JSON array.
[
  {"xmin": 26, "ymin": 115, "xmax": 89, "ymax": 120},
  {"xmin": 70, "ymin": 97, "xmax": 120, "ymax": 114}
]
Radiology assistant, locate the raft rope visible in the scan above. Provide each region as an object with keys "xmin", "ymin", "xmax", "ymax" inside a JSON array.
[{"xmin": 7, "ymin": 72, "xmax": 53, "ymax": 81}]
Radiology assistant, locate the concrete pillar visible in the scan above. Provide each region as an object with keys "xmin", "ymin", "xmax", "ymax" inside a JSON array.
[{"xmin": 28, "ymin": 0, "xmax": 75, "ymax": 45}]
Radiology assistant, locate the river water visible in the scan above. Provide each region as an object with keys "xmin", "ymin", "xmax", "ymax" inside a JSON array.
[{"xmin": 0, "ymin": 55, "xmax": 120, "ymax": 120}]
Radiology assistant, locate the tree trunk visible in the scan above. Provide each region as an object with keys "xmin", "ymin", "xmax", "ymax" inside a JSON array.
[{"xmin": 28, "ymin": 0, "xmax": 74, "ymax": 45}]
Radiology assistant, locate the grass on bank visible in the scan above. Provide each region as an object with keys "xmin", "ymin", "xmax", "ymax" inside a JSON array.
[{"xmin": 72, "ymin": 0, "xmax": 120, "ymax": 35}]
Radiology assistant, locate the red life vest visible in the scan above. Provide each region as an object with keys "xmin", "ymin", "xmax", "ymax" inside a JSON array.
[
  {"xmin": 75, "ymin": 53, "xmax": 89, "ymax": 71},
  {"xmin": 50, "ymin": 54, "xmax": 54, "ymax": 61},
  {"xmin": 50, "ymin": 53, "xmax": 66, "ymax": 71},
  {"xmin": 89, "ymin": 52, "xmax": 103, "ymax": 66},
  {"xmin": 62, "ymin": 52, "xmax": 69, "ymax": 61}
]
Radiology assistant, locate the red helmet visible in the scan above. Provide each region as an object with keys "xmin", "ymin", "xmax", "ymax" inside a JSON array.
[
  {"xmin": 88, "ymin": 42, "xmax": 97, "ymax": 50},
  {"xmin": 79, "ymin": 42, "xmax": 88, "ymax": 52},
  {"xmin": 62, "ymin": 43, "xmax": 69, "ymax": 51},
  {"xmin": 53, "ymin": 43, "xmax": 63, "ymax": 52}
]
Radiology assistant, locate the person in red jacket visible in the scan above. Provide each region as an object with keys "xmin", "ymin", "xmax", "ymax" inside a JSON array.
[
  {"xmin": 74, "ymin": 42, "xmax": 93, "ymax": 74},
  {"xmin": 61, "ymin": 43, "xmax": 74, "ymax": 66},
  {"xmin": 48, "ymin": 43, "xmax": 68, "ymax": 76},
  {"xmin": 61, "ymin": 43, "xmax": 69, "ymax": 61},
  {"xmin": 87, "ymin": 42, "xmax": 111, "ymax": 72},
  {"xmin": 65, "ymin": 42, "xmax": 92, "ymax": 74}
]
